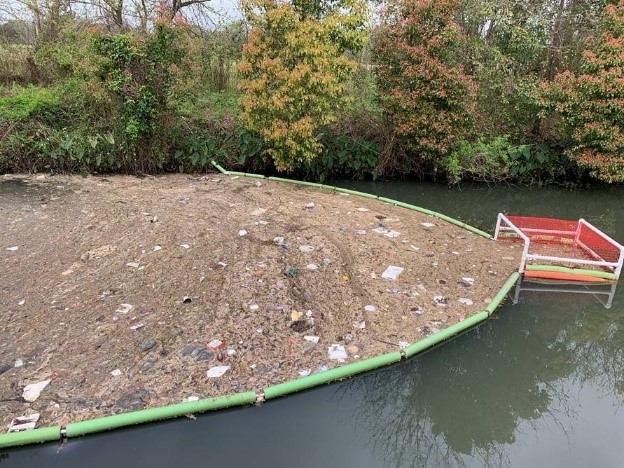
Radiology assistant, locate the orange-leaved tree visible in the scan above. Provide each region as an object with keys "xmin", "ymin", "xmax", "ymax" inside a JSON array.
[
  {"xmin": 238, "ymin": 0, "xmax": 367, "ymax": 171},
  {"xmin": 373, "ymin": 0, "xmax": 477, "ymax": 169},
  {"xmin": 540, "ymin": 1, "xmax": 624, "ymax": 183}
]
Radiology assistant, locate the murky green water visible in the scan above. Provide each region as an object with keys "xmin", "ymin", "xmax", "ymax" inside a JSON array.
[{"xmin": 3, "ymin": 181, "xmax": 624, "ymax": 467}]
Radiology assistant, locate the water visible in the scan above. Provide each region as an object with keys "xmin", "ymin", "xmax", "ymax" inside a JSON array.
[{"xmin": 3, "ymin": 181, "xmax": 624, "ymax": 467}]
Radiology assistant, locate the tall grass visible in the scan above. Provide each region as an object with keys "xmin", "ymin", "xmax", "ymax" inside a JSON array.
[{"xmin": 0, "ymin": 44, "xmax": 34, "ymax": 85}]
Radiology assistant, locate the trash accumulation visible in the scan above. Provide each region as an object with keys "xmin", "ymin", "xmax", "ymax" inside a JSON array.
[{"xmin": 0, "ymin": 174, "xmax": 520, "ymax": 429}]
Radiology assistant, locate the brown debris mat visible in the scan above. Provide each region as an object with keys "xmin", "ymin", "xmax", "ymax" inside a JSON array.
[{"xmin": 0, "ymin": 174, "xmax": 521, "ymax": 428}]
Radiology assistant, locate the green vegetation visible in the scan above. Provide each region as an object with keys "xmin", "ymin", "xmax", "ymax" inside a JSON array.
[{"xmin": 0, "ymin": 0, "xmax": 623, "ymax": 184}]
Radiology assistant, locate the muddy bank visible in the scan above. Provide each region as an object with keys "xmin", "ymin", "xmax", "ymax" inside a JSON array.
[{"xmin": 0, "ymin": 174, "xmax": 521, "ymax": 428}]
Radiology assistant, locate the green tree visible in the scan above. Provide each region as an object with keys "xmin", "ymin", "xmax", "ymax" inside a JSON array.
[
  {"xmin": 373, "ymin": 0, "xmax": 477, "ymax": 169},
  {"xmin": 238, "ymin": 0, "xmax": 367, "ymax": 171},
  {"xmin": 540, "ymin": 0, "xmax": 624, "ymax": 183}
]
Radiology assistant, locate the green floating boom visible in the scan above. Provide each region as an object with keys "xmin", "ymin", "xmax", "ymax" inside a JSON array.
[
  {"xmin": 484, "ymin": 272, "xmax": 520, "ymax": 315},
  {"xmin": 525, "ymin": 264, "xmax": 616, "ymax": 280},
  {"xmin": 210, "ymin": 161, "xmax": 229, "ymax": 175},
  {"xmin": 0, "ymin": 426, "xmax": 61, "ymax": 449},
  {"xmin": 65, "ymin": 391, "xmax": 257, "ymax": 438},
  {"xmin": 263, "ymin": 351, "xmax": 402, "ymax": 400},
  {"xmin": 403, "ymin": 311, "xmax": 489, "ymax": 358},
  {"xmin": 377, "ymin": 196, "xmax": 491, "ymax": 239}
]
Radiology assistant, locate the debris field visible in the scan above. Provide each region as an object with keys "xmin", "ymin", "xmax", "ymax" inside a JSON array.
[{"xmin": 0, "ymin": 174, "xmax": 521, "ymax": 428}]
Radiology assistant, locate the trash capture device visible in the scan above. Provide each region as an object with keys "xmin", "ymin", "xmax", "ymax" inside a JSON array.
[{"xmin": 494, "ymin": 214, "xmax": 624, "ymax": 283}]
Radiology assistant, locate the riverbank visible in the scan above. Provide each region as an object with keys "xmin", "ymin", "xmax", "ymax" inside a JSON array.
[{"xmin": 0, "ymin": 173, "xmax": 521, "ymax": 428}]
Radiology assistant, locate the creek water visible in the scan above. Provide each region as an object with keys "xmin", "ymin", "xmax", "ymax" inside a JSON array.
[{"xmin": 3, "ymin": 180, "xmax": 624, "ymax": 468}]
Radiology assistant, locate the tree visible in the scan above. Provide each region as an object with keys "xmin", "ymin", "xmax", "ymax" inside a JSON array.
[
  {"xmin": 540, "ymin": 1, "xmax": 624, "ymax": 182},
  {"xmin": 373, "ymin": 0, "xmax": 477, "ymax": 168},
  {"xmin": 237, "ymin": 0, "xmax": 367, "ymax": 171}
]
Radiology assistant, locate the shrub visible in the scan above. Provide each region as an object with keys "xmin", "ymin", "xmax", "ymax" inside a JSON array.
[
  {"xmin": 539, "ymin": 1, "xmax": 624, "ymax": 183},
  {"xmin": 0, "ymin": 85, "xmax": 62, "ymax": 120},
  {"xmin": 373, "ymin": 0, "xmax": 477, "ymax": 169},
  {"xmin": 238, "ymin": 0, "xmax": 368, "ymax": 171}
]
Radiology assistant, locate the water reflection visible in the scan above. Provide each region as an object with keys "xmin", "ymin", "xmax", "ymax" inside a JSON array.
[{"xmin": 335, "ymin": 285, "xmax": 623, "ymax": 467}]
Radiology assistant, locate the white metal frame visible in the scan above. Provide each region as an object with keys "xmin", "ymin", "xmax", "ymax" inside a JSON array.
[
  {"xmin": 494, "ymin": 213, "xmax": 624, "ymax": 280},
  {"xmin": 512, "ymin": 277, "xmax": 618, "ymax": 309}
]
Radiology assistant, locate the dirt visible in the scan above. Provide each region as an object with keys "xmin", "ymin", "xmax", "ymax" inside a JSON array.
[{"xmin": 0, "ymin": 173, "xmax": 521, "ymax": 428}]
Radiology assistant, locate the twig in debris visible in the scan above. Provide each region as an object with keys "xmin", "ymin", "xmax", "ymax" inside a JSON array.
[{"xmin": 372, "ymin": 337, "xmax": 401, "ymax": 347}]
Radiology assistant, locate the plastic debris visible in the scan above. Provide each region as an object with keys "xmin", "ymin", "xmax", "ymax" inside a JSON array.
[
  {"xmin": 398, "ymin": 341, "xmax": 410, "ymax": 349},
  {"xmin": 207, "ymin": 366, "xmax": 230, "ymax": 378},
  {"xmin": 298, "ymin": 369, "xmax": 311, "ymax": 377},
  {"xmin": 304, "ymin": 335, "xmax": 320, "ymax": 343},
  {"xmin": 433, "ymin": 296, "xmax": 448, "ymax": 305},
  {"xmin": 347, "ymin": 345, "xmax": 359, "ymax": 354},
  {"xmin": 153, "ymin": 245, "xmax": 162, "ymax": 251},
  {"xmin": 459, "ymin": 298, "xmax": 474, "ymax": 306},
  {"xmin": 251, "ymin": 208, "xmax": 267, "ymax": 216},
  {"xmin": 356, "ymin": 208, "xmax": 369, "ymax": 212},
  {"xmin": 6, "ymin": 246, "xmax": 18, "ymax": 251},
  {"xmin": 291, "ymin": 310, "xmax": 303, "ymax": 321},
  {"xmin": 299, "ymin": 245, "xmax": 315, "ymax": 252},
  {"xmin": 116, "ymin": 303, "xmax": 133, "ymax": 314},
  {"xmin": 304, "ymin": 202, "xmax": 315, "ymax": 210},
  {"xmin": 18, "ymin": 300, "xmax": 25, "ymax": 306},
  {"xmin": 227, "ymin": 347, "xmax": 236, "ymax": 356},
  {"xmin": 323, "ymin": 258, "xmax": 332, "ymax": 266},
  {"xmin": 22, "ymin": 380, "xmax": 51, "ymax": 402},
  {"xmin": 182, "ymin": 296, "xmax": 192, "ymax": 304},
  {"xmin": 273, "ymin": 236, "xmax": 285, "ymax": 244},
  {"xmin": 130, "ymin": 323, "xmax": 145, "ymax": 331},
  {"xmin": 110, "ymin": 369, "xmax": 122, "ymax": 376},
  {"xmin": 381, "ymin": 266, "xmax": 404, "ymax": 280},
  {"xmin": 355, "ymin": 230, "xmax": 366, "ymax": 235},
  {"xmin": 238, "ymin": 230, "xmax": 248, "ymax": 237},
  {"xmin": 14, "ymin": 359, "xmax": 23, "ymax": 368},
  {"xmin": 328, "ymin": 344, "xmax": 348, "ymax": 361},
  {"xmin": 180, "ymin": 244, "xmax": 190, "ymax": 249},
  {"xmin": 421, "ymin": 222, "xmax": 435, "ymax": 228},
  {"xmin": 287, "ymin": 267, "xmax": 298, "ymax": 278},
  {"xmin": 7, "ymin": 413, "xmax": 40, "ymax": 433},
  {"xmin": 364, "ymin": 304, "xmax": 376, "ymax": 312},
  {"xmin": 372, "ymin": 227, "xmax": 400, "ymax": 238},
  {"xmin": 353, "ymin": 321, "xmax": 366, "ymax": 329},
  {"xmin": 249, "ymin": 304, "xmax": 259, "ymax": 311},
  {"xmin": 459, "ymin": 277, "xmax": 475, "ymax": 286},
  {"xmin": 410, "ymin": 245, "xmax": 420, "ymax": 251},
  {"xmin": 208, "ymin": 339, "xmax": 223, "ymax": 349},
  {"xmin": 185, "ymin": 396, "xmax": 200, "ymax": 402},
  {"xmin": 126, "ymin": 262, "xmax": 140, "ymax": 268},
  {"xmin": 306, "ymin": 263, "xmax": 319, "ymax": 271}
]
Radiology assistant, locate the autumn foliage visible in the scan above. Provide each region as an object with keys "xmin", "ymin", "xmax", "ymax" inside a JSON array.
[
  {"xmin": 238, "ymin": 0, "xmax": 367, "ymax": 171},
  {"xmin": 373, "ymin": 0, "xmax": 477, "ymax": 167},
  {"xmin": 540, "ymin": 1, "xmax": 624, "ymax": 183}
]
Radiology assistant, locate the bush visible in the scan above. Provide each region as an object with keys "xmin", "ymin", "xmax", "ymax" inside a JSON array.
[
  {"xmin": 444, "ymin": 136, "xmax": 574, "ymax": 184},
  {"xmin": 373, "ymin": 0, "xmax": 477, "ymax": 168},
  {"xmin": 0, "ymin": 85, "xmax": 62, "ymax": 120}
]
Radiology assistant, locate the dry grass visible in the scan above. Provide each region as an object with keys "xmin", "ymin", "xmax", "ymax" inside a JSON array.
[{"xmin": 0, "ymin": 44, "xmax": 33, "ymax": 85}]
